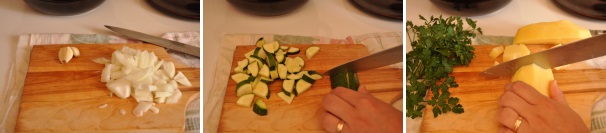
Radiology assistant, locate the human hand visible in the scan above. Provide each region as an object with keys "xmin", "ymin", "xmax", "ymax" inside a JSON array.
[
  {"xmin": 321, "ymin": 86, "xmax": 403, "ymax": 133},
  {"xmin": 497, "ymin": 80, "xmax": 589, "ymax": 133}
]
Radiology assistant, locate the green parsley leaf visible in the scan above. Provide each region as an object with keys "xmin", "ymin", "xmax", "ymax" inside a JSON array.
[{"xmin": 405, "ymin": 15, "xmax": 482, "ymax": 119}]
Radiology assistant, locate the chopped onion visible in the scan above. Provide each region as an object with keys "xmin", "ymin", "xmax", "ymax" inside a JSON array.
[
  {"xmin": 97, "ymin": 46, "xmax": 191, "ymax": 117},
  {"xmin": 149, "ymin": 106, "xmax": 160, "ymax": 114},
  {"xmin": 133, "ymin": 102, "xmax": 154, "ymax": 117},
  {"xmin": 166, "ymin": 89, "xmax": 182, "ymax": 104},
  {"xmin": 98, "ymin": 104, "xmax": 108, "ymax": 108},
  {"xmin": 163, "ymin": 62, "xmax": 176, "ymax": 78},
  {"xmin": 92, "ymin": 57, "xmax": 111, "ymax": 64},
  {"xmin": 101, "ymin": 64, "xmax": 112, "ymax": 82},
  {"xmin": 174, "ymin": 71, "xmax": 192, "ymax": 87}
]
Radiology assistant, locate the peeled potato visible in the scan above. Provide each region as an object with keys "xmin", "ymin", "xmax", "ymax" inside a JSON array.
[
  {"xmin": 489, "ymin": 45, "xmax": 505, "ymax": 59},
  {"xmin": 502, "ymin": 44, "xmax": 530, "ymax": 62},
  {"xmin": 513, "ymin": 20, "xmax": 591, "ymax": 45},
  {"xmin": 511, "ymin": 63, "xmax": 554, "ymax": 97}
]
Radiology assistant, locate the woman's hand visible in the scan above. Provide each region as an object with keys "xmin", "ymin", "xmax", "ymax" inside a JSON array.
[
  {"xmin": 321, "ymin": 86, "xmax": 403, "ymax": 133},
  {"xmin": 497, "ymin": 80, "xmax": 589, "ymax": 133}
]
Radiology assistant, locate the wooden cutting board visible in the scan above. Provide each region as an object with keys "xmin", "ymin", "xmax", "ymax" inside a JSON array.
[
  {"xmin": 421, "ymin": 45, "xmax": 606, "ymax": 132},
  {"xmin": 218, "ymin": 44, "xmax": 404, "ymax": 132},
  {"xmin": 16, "ymin": 44, "xmax": 200, "ymax": 132}
]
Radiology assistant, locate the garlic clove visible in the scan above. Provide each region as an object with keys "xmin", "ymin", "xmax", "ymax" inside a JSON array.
[
  {"xmin": 58, "ymin": 47, "xmax": 74, "ymax": 64},
  {"xmin": 70, "ymin": 47, "xmax": 80, "ymax": 57}
]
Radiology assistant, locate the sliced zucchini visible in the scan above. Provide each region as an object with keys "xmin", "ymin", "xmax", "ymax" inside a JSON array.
[
  {"xmin": 282, "ymin": 79, "xmax": 295, "ymax": 94},
  {"xmin": 255, "ymin": 37, "xmax": 266, "ymax": 47},
  {"xmin": 293, "ymin": 56, "xmax": 305, "ymax": 67},
  {"xmin": 253, "ymin": 47, "xmax": 267, "ymax": 59},
  {"xmin": 253, "ymin": 98, "xmax": 268, "ymax": 116},
  {"xmin": 287, "ymin": 47, "xmax": 300, "ymax": 55},
  {"xmin": 292, "ymin": 66, "xmax": 302, "ymax": 73},
  {"xmin": 280, "ymin": 46, "xmax": 289, "ymax": 50},
  {"xmin": 236, "ymin": 78, "xmax": 253, "ymax": 96},
  {"xmin": 310, "ymin": 74, "xmax": 323, "ymax": 80},
  {"xmin": 306, "ymin": 46, "xmax": 320, "ymax": 59},
  {"xmin": 244, "ymin": 49, "xmax": 255, "ymax": 58},
  {"xmin": 233, "ymin": 66, "xmax": 245, "ymax": 73},
  {"xmin": 258, "ymin": 64, "xmax": 270, "ymax": 78},
  {"xmin": 277, "ymin": 64, "xmax": 288, "ymax": 79},
  {"xmin": 330, "ymin": 70, "xmax": 360, "ymax": 91},
  {"xmin": 236, "ymin": 94, "xmax": 255, "ymax": 107},
  {"xmin": 250, "ymin": 55, "xmax": 267, "ymax": 65},
  {"xmin": 286, "ymin": 73, "xmax": 302, "ymax": 80},
  {"xmin": 263, "ymin": 41, "xmax": 280, "ymax": 54},
  {"xmin": 295, "ymin": 75, "xmax": 315, "ymax": 95},
  {"xmin": 248, "ymin": 61, "xmax": 259, "ymax": 77},
  {"xmin": 251, "ymin": 76, "xmax": 261, "ymax": 89},
  {"xmin": 236, "ymin": 83, "xmax": 253, "ymax": 97},
  {"xmin": 276, "ymin": 54, "xmax": 285, "ymax": 63},
  {"xmin": 231, "ymin": 73, "xmax": 250, "ymax": 83},
  {"xmin": 253, "ymin": 82, "xmax": 270, "ymax": 99},
  {"xmin": 277, "ymin": 92, "xmax": 295, "ymax": 104},
  {"xmin": 237, "ymin": 58, "xmax": 249, "ymax": 67},
  {"xmin": 285, "ymin": 57, "xmax": 294, "ymax": 73},
  {"xmin": 270, "ymin": 70, "xmax": 279, "ymax": 80},
  {"xmin": 260, "ymin": 77, "xmax": 274, "ymax": 84},
  {"xmin": 267, "ymin": 54, "xmax": 277, "ymax": 69}
]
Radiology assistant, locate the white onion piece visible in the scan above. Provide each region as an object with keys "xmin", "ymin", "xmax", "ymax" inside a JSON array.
[
  {"xmin": 153, "ymin": 60, "xmax": 164, "ymax": 72},
  {"xmin": 157, "ymin": 83, "xmax": 174, "ymax": 93},
  {"xmin": 155, "ymin": 97, "xmax": 166, "ymax": 104},
  {"xmin": 162, "ymin": 62, "xmax": 176, "ymax": 78},
  {"xmin": 174, "ymin": 71, "xmax": 192, "ymax": 87},
  {"xmin": 153, "ymin": 69, "xmax": 169, "ymax": 81},
  {"xmin": 98, "ymin": 104, "xmax": 108, "ymax": 108},
  {"xmin": 166, "ymin": 88, "xmax": 182, "ymax": 104},
  {"xmin": 101, "ymin": 64, "xmax": 112, "ymax": 82},
  {"xmin": 126, "ymin": 67, "xmax": 152, "ymax": 82},
  {"xmin": 110, "ymin": 71, "xmax": 126, "ymax": 80},
  {"xmin": 154, "ymin": 91, "xmax": 172, "ymax": 98},
  {"xmin": 149, "ymin": 106, "xmax": 160, "ymax": 114},
  {"xmin": 106, "ymin": 78, "xmax": 131, "ymax": 99},
  {"xmin": 133, "ymin": 88, "xmax": 153, "ymax": 102},
  {"xmin": 98, "ymin": 46, "xmax": 186, "ymax": 117},
  {"xmin": 168, "ymin": 80, "xmax": 178, "ymax": 89},
  {"xmin": 121, "ymin": 46, "xmax": 138, "ymax": 56},
  {"xmin": 148, "ymin": 52, "xmax": 158, "ymax": 68},
  {"xmin": 92, "ymin": 57, "xmax": 111, "ymax": 64},
  {"xmin": 137, "ymin": 50, "xmax": 150, "ymax": 68},
  {"xmin": 133, "ymin": 102, "xmax": 154, "ymax": 117}
]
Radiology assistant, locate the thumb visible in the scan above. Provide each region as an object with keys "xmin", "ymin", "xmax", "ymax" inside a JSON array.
[
  {"xmin": 549, "ymin": 80, "xmax": 568, "ymax": 105},
  {"xmin": 357, "ymin": 85, "xmax": 370, "ymax": 94}
]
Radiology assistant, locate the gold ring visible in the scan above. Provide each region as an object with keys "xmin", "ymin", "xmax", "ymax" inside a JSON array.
[
  {"xmin": 513, "ymin": 116, "xmax": 523, "ymax": 132},
  {"xmin": 337, "ymin": 121, "xmax": 344, "ymax": 133}
]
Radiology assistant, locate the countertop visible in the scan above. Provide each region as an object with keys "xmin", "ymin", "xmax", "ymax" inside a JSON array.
[
  {"xmin": 0, "ymin": 0, "xmax": 199, "ymax": 96},
  {"xmin": 202, "ymin": 0, "xmax": 403, "ymax": 106}
]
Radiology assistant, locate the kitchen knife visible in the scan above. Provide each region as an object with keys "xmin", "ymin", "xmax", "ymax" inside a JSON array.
[
  {"xmin": 323, "ymin": 45, "xmax": 403, "ymax": 75},
  {"xmin": 105, "ymin": 25, "xmax": 200, "ymax": 58},
  {"xmin": 481, "ymin": 34, "xmax": 606, "ymax": 77}
]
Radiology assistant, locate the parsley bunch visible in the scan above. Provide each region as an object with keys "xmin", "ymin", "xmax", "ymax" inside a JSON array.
[{"xmin": 406, "ymin": 15, "xmax": 482, "ymax": 119}]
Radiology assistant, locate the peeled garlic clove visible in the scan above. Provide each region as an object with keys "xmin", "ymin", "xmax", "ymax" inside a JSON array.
[
  {"xmin": 58, "ymin": 47, "xmax": 73, "ymax": 64},
  {"xmin": 70, "ymin": 47, "xmax": 80, "ymax": 57}
]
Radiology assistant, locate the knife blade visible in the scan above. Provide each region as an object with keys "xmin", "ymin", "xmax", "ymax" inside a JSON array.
[
  {"xmin": 481, "ymin": 34, "xmax": 606, "ymax": 77},
  {"xmin": 323, "ymin": 45, "xmax": 403, "ymax": 75},
  {"xmin": 105, "ymin": 25, "xmax": 200, "ymax": 58}
]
